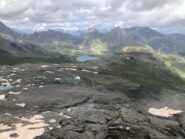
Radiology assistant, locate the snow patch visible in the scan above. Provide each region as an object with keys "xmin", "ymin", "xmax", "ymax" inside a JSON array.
[
  {"xmin": 0, "ymin": 115, "xmax": 48, "ymax": 139},
  {"xmin": 0, "ymin": 95, "xmax": 6, "ymax": 101},
  {"xmin": 16, "ymin": 103, "xmax": 26, "ymax": 108},
  {"xmin": 148, "ymin": 107, "xmax": 183, "ymax": 117},
  {"xmin": 49, "ymin": 119, "xmax": 56, "ymax": 123},
  {"xmin": 9, "ymin": 91, "xmax": 22, "ymax": 95},
  {"xmin": 41, "ymin": 65, "xmax": 49, "ymax": 68},
  {"xmin": 75, "ymin": 76, "xmax": 81, "ymax": 80}
]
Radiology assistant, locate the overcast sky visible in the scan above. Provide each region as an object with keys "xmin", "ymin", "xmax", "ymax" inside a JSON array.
[{"xmin": 0, "ymin": 0, "xmax": 185, "ymax": 32}]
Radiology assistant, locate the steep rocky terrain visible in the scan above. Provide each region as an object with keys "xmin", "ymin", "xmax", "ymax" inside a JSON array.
[
  {"xmin": 0, "ymin": 51, "xmax": 185, "ymax": 139},
  {"xmin": 0, "ymin": 25, "xmax": 74, "ymax": 65},
  {"xmin": 0, "ymin": 22, "xmax": 21, "ymax": 38},
  {"xmin": 0, "ymin": 33, "xmax": 43, "ymax": 55}
]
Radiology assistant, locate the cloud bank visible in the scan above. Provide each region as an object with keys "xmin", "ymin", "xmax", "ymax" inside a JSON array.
[{"xmin": 0, "ymin": 0, "xmax": 185, "ymax": 32}]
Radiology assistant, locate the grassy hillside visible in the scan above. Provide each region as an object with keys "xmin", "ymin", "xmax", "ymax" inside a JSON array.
[
  {"xmin": 121, "ymin": 46, "xmax": 185, "ymax": 80},
  {"xmin": 163, "ymin": 55, "xmax": 185, "ymax": 79},
  {"xmin": 0, "ymin": 54, "xmax": 75, "ymax": 65},
  {"xmin": 81, "ymin": 53, "xmax": 185, "ymax": 100}
]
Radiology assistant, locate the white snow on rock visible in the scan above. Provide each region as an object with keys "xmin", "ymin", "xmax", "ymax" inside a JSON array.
[
  {"xmin": 59, "ymin": 112, "xmax": 71, "ymax": 119},
  {"xmin": 26, "ymin": 84, "xmax": 32, "ymax": 87},
  {"xmin": 82, "ymin": 69, "xmax": 98, "ymax": 74},
  {"xmin": 16, "ymin": 103, "xmax": 26, "ymax": 108},
  {"xmin": 49, "ymin": 127, "xmax": 53, "ymax": 130},
  {"xmin": 148, "ymin": 107, "xmax": 183, "ymax": 117},
  {"xmin": 67, "ymin": 108, "xmax": 71, "ymax": 112},
  {"xmin": 45, "ymin": 71, "xmax": 54, "ymax": 74},
  {"xmin": 92, "ymin": 66, "xmax": 98, "ymax": 69},
  {"xmin": 75, "ymin": 76, "xmax": 81, "ymax": 80},
  {"xmin": 0, "ymin": 115, "xmax": 48, "ymax": 139},
  {"xmin": 10, "ymin": 73, "xmax": 16, "ymax": 76},
  {"xmin": 126, "ymin": 57, "xmax": 131, "ymax": 60},
  {"xmin": 9, "ymin": 91, "xmax": 22, "ymax": 95},
  {"xmin": 126, "ymin": 126, "xmax": 130, "ymax": 130},
  {"xmin": 23, "ymin": 87, "xmax": 28, "ymax": 90},
  {"xmin": 8, "ymin": 79, "xmax": 13, "ymax": 82},
  {"xmin": 0, "ymin": 124, "xmax": 12, "ymax": 130},
  {"xmin": 41, "ymin": 65, "xmax": 49, "ymax": 68},
  {"xmin": 21, "ymin": 69, "xmax": 26, "ymax": 72},
  {"xmin": 11, "ymin": 79, "xmax": 22, "ymax": 85},
  {"xmin": 4, "ymin": 113, "xmax": 13, "ymax": 116},
  {"xmin": 49, "ymin": 119, "xmax": 56, "ymax": 123},
  {"xmin": 0, "ymin": 95, "xmax": 6, "ymax": 101},
  {"xmin": 65, "ymin": 68, "xmax": 77, "ymax": 71},
  {"xmin": 57, "ymin": 126, "xmax": 61, "ymax": 128},
  {"xmin": 55, "ymin": 78, "xmax": 62, "ymax": 81}
]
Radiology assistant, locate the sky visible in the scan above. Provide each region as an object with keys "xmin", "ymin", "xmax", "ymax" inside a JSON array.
[{"xmin": 0, "ymin": 0, "xmax": 185, "ymax": 33}]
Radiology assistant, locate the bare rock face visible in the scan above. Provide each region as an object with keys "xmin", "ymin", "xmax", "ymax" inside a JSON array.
[
  {"xmin": 35, "ymin": 104, "xmax": 185, "ymax": 139},
  {"xmin": 124, "ymin": 51, "xmax": 164, "ymax": 66},
  {"xmin": 0, "ymin": 54, "xmax": 185, "ymax": 139}
]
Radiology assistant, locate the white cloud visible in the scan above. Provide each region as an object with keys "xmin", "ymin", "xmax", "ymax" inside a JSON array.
[
  {"xmin": 0, "ymin": 0, "xmax": 185, "ymax": 31},
  {"xmin": 33, "ymin": 23, "xmax": 47, "ymax": 31}
]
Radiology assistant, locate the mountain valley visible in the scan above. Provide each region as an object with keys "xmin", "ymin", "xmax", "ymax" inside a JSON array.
[{"xmin": 0, "ymin": 21, "xmax": 185, "ymax": 139}]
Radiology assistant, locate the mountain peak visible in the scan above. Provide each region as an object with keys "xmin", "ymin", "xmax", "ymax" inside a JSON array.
[
  {"xmin": 112, "ymin": 27, "xmax": 123, "ymax": 32},
  {"xmin": 124, "ymin": 27, "xmax": 164, "ymax": 39},
  {"xmin": 85, "ymin": 28, "xmax": 98, "ymax": 33},
  {"xmin": 0, "ymin": 21, "xmax": 5, "ymax": 26},
  {"xmin": 0, "ymin": 21, "xmax": 20, "ymax": 38},
  {"xmin": 0, "ymin": 21, "xmax": 9, "ymax": 29},
  {"xmin": 110, "ymin": 27, "xmax": 125, "ymax": 36}
]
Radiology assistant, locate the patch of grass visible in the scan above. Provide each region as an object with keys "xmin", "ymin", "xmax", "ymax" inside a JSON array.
[
  {"xmin": 114, "ymin": 58, "xmax": 182, "ymax": 87},
  {"xmin": 75, "ymin": 46, "xmax": 185, "ymax": 99},
  {"xmin": 122, "ymin": 46, "xmax": 155, "ymax": 54},
  {"xmin": 90, "ymin": 41, "xmax": 109, "ymax": 55},
  {"xmin": 81, "ymin": 74, "xmax": 139, "ymax": 93},
  {"xmin": 79, "ymin": 53, "xmax": 185, "ymax": 100},
  {"xmin": 95, "ymin": 55, "xmax": 185, "ymax": 99},
  {"xmin": 163, "ymin": 54, "xmax": 185, "ymax": 79},
  {"xmin": 79, "ymin": 39, "xmax": 109, "ymax": 56},
  {"xmin": 0, "ymin": 54, "xmax": 75, "ymax": 65}
]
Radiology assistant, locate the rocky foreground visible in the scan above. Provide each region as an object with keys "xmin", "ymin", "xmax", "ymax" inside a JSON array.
[{"xmin": 0, "ymin": 53, "xmax": 185, "ymax": 139}]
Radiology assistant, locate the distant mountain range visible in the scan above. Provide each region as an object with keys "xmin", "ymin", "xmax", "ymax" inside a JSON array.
[
  {"xmin": 1, "ymin": 21, "xmax": 185, "ymax": 57},
  {"xmin": 0, "ymin": 21, "xmax": 75, "ymax": 64}
]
